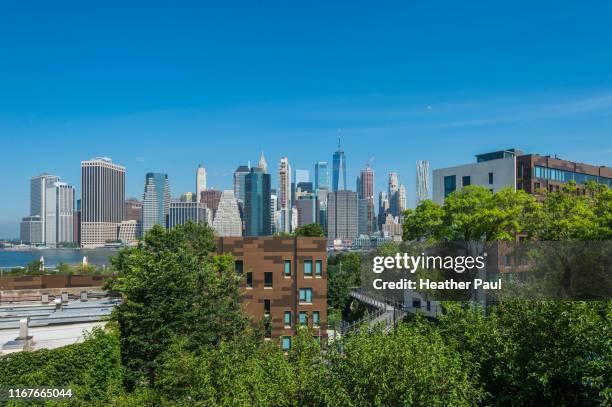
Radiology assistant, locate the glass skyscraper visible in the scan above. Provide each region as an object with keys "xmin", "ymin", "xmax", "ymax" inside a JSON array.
[
  {"xmin": 245, "ymin": 167, "xmax": 272, "ymax": 236},
  {"xmin": 142, "ymin": 172, "xmax": 170, "ymax": 233},
  {"xmin": 315, "ymin": 161, "xmax": 329, "ymax": 190},
  {"xmin": 332, "ymin": 137, "xmax": 346, "ymax": 192}
]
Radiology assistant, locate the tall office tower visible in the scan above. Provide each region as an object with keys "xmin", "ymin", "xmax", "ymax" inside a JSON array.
[
  {"xmin": 291, "ymin": 206, "xmax": 298, "ymax": 231},
  {"xmin": 258, "ymin": 152, "xmax": 268, "ymax": 173},
  {"xmin": 180, "ymin": 192, "xmax": 195, "ymax": 202},
  {"xmin": 118, "ymin": 220, "xmax": 140, "ymax": 246},
  {"xmin": 168, "ymin": 201, "xmax": 209, "ymax": 229},
  {"xmin": 74, "ymin": 199, "xmax": 81, "ymax": 246},
  {"xmin": 270, "ymin": 191, "xmax": 278, "ymax": 234},
  {"xmin": 278, "ymin": 157, "xmax": 292, "ymax": 233},
  {"xmin": 26, "ymin": 173, "xmax": 60, "ymax": 243},
  {"xmin": 315, "ymin": 161, "xmax": 330, "ymax": 190},
  {"xmin": 196, "ymin": 164, "xmax": 207, "ymax": 202},
  {"xmin": 332, "ymin": 137, "xmax": 347, "ymax": 191},
  {"xmin": 212, "ymin": 190, "xmax": 243, "ymax": 237},
  {"xmin": 244, "ymin": 167, "xmax": 272, "ymax": 236},
  {"xmin": 45, "ymin": 182, "xmax": 75, "ymax": 245},
  {"xmin": 397, "ymin": 184, "xmax": 407, "ymax": 215},
  {"xmin": 378, "ymin": 191, "xmax": 389, "ymax": 231},
  {"xmin": 296, "ymin": 197, "xmax": 316, "ymax": 227},
  {"xmin": 200, "ymin": 189, "xmax": 222, "ymax": 218},
  {"xmin": 388, "ymin": 172, "xmax": 399, "ymax": 196},
  {"xmin": 358, "ymin": 198, "xmax": 370, "ymax": 236},
  {"xmin": 327, "ymin": 190, "xmax": 358, "ymax": 240},
  {"xmin": 315, "ymin": 188, "xmax": 328, "ymax": 232},
  {"xmin": 233, "ymin": 164, "xmax": 250, "ymax": 205},
  {"xmin": 293, "ymin": 169, "xmax": 310, "ymax": 203},
  {"xmin": 142, "ymin": 172, "xmax": 171, "ymax": 233},
  {"xmin": 358, "ymin": 166, "xmax": 374, "ymax": 200},
  {"xmin": 81, "ymin": 158, "xmax": 125, "ymax": 248},
  {"xmin": 357, "ymin": 165, "xmax": 375, "ymax": 234},
  {"xmin": 415, "ymin": 160, "xmax": 430, "ymax": 205}
]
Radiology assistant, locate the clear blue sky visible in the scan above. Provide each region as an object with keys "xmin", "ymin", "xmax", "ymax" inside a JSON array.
[{"xmin": 1, "ymin": 1, "xmax": 611, "ymax": 237}]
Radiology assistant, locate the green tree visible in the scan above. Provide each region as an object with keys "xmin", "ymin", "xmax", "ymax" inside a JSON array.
[
  {"xmin": 294, "ymin": 223, "xmax": 325, "ymax": 237},
  {"xmin": 109, "ymin": 222, "xmax": 249, "ymax": 388},
  {"xmin": 327, "ymin": 252, "xmax": 361, "ymax": 311}
]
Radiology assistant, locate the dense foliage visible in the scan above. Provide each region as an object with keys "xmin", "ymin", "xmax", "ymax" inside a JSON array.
[
  {"xmin": 294, "ymin": 223, "xmax": 326, "ymax": 237},
  {"xmin": 108, "ymin": 222, "xmax": 249, "ymax": 388},
  {"xmin": 0, "ymin": 328, "xmax": 123, "ymax": 405}
]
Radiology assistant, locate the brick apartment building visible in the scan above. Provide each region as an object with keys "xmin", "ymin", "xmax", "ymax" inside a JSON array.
[{"xmin": 216, "ymin": 236, "xmax": 327, "ymax": 350}]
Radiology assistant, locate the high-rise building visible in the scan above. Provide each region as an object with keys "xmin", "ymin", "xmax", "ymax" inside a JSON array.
[
  {"xmin": 278, "ymin": 157, "xmax": 292, "ymax": 233},
  {"xmin": 20, "ymin": 216, "xmax": 43, "ymax": 245},
  {"xmin": 315, "ymin": 161, "xmax": 330, "ymax": 191},
  {"xmin": 212, "ymin": 190, "xmax": 243, "ymax": 237},
  {"xmin": 45, "ymin": 182, "xmax": 75, "ymax": 245},
  {"xmin": 315, "ymin": 189, "xmax": 328, "ymax": 233},
  {"xmin": 124, "ymin": 198, "xmax": 142, "ymax": 221},
  {"xmin": 258, "ymin": 152, "xmax": 268, "ymax": 174},
  {"xmin": 295, "ymin": 169, "xmax": 310, "ymax": 184},
  {"xmin": 270, "ymin": 190, "xmax": 278, "ymax": 234},
  {"xmin": 296, "ymin": 196, "xmax": 316, "ymax": 227},
  {"xmin": 25, "ymin": 173, "xmax": 60, "ymax": 244},
  {"xmin": 377, "ymin": 191, "xmax": 389, "ymax": 231},
  {"xmin": 196, "ymin": 164, "xmax": 207, "ymax": 202},
  {"xmin": 416, "ymin": 160, "xmax": 430, "ymax": 205},
  {"xmin": 327, "ymin": 190, "xmax": 358, "ymax": 241},
  {"xmin": 332, "ymin": 137, "xmax": 347, "ymax": 192},
  {"xmin": 81, "ymin": 158, "xmax": 125, "ymax": 248},
  {"xmin": 357, "ymin": 165, "xmax": 376, "ymax": 234},
  {"xmin": 233, "ymin": 165, "xmax": 250, "ymax": 205},
  {"xmin": 397, "ymin": 184, "xmax": 407, "ymax": 214},
  {"xmin": 168, "ymin": 201, "xmax": 210, "ymax": 229},
  {"xmin": 200, "ymin": 189, "xmax": 222, "ymax": 218},
  {"xmin": 142, "ymin": 172, "xmax": 171, "ymax": 233},
  {"xmin": 388, "ymin": 172, "xmax": 399, "ymax": 196},
  {"xmin": 358, "ymin": 198, "xmax": 369, "ymax": 236},
  {"xmin": 244, "ymin": 167, "xmax": 272, "ymax": 236}
]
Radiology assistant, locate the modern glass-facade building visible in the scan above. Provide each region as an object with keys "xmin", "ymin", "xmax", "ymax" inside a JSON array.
[
  {"xmin": 315, "ymin": 161, "xmax": 330, "ymax": 191},
  {"xmin": 332, "ymin": 140, "xmax": 347, "ymax": 192},
  {"xmin": 142, "ymin": 172, "xmax": 171, "ymax": 233},
  {"xmin": 245, "ymin": 167, "xmax": 272, "ymax": 236}
]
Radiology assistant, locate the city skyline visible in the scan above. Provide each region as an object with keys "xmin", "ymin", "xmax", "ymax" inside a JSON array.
[{"xmin": 2, "ymin": 1, "xmax": 612, "ymax": 236}]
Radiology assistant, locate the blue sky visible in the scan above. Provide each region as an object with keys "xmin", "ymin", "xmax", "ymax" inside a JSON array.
[{"xmin": 1, "ymin": 1, "xmax": 611, "ymax": 237}]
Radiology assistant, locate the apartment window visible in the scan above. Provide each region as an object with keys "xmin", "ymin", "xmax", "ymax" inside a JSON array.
[
  {"xmin": 315, "ymin": 260, "xmax": 322, "ymax": 277},
  {"xmin": 264, "ymin": 272, "xmax": 273, "ymax": 288},
  {"xmin": 282, "ymin": 336, "xmax": 291, "ymax": 351},
  {"xmin": 299, "ymin": 288, "xmax": 313, "ymax": 303},
  {"xmin": 246, "ymin": 272, "xmax": 253, "ymax": 288},
  {"xmin": 299, "ymin": 311, "xmax": 308, "ymax": 326},
  {"xmin": 312, "ymin": 311, "xmax": 320, "ymax": 327},
  {"xmin": 462, "ymin": 176, "xmax": 471, "ymax": 187},
  {"xmin": 234, "ymin": 260, "xmax": 243, "ymax": 274},
  {"xmin": 284, "ymin": 260, "xmax": 291, "ymax": 277},
  {"xmin": 444, "ymin": 175, "xmax": 456, "ymax": 197},
  {"xmin": 264, "ymin": 299, "xmax": 271, "ymax": 316},
  {"xmin": 303, "ymin": 260, "xmax": 312, "ymax": 277},
  {"xmin": 284, "ymin": 311, "xmax": 292, "ymax": 327},
  {"xmin": 488, "ymin": 172, "xmax": 494, "ymax": 184}
]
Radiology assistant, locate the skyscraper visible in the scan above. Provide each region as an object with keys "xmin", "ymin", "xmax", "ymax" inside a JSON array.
[
  {"xmin": 244, "ymin": 167, "xmax": 272, "ymax": 236},
  {"xmin": 397, "ymin": 184, "xmax": 407, "ymax": 214},
  {"xmin": 357, "ymin": 165, "xmax": 375, "ymax": 234},
  {"xmin": 45, "ymin": 182, "xmax": 75, "ymax": 245},
  {"xmin": 315, "ymin": 161, "xmax": 330, "ymax": 191},
  {"xmin": 196, "ymin": 164, "xmax": 207, "ymax": 202},
  {"xmin": 233, "ymin": 164, "xmax": 250, "ymax": 205},
  {"xmin": 212, "ymin": 190, "xmax": 242, "ymax": 237},
  {"xmin": 258, "ymin": 152, "xmax": 268, "ymax": 173},
  {"xmin": 26, "ymin": 173, "xmax": 60, "ymax": 244},
  {"xmin": 180, "ymin": 192, "xmax": 195, "ymax": 202},
  {"xmin": 142, "ymin": 172, "xmax": 171, "ymax": 233},
  {"xmin": 278, "ymin": 157, "xmax": 292, "ymax": 233},
  {"xmin": 416, "ymin": 160, "xmax": 430, "ymax": 205},
  {"xmin": 332, "ymin": 137, "xmax": 347, "ymax": 191},
  {"xmin": 327, "ymin": 190, "xmax": 358, "ymax": 241},
  {"xmin": 388, "ymin": 172, "xmax": 399, "ymax": 196},
  {"xmin": 81, "ymin": 158, "xmax": 125, "ymax": 248},
  {"xmin": 200, "ymin": 189, "xmax": 222, "ymax": 218},
  {"xmin": 168, "ymin": 201, "xmax": 209, "ymax": 229},
  {"xmin": 270, "ymin": 190, "xmax": 278, "ymax": 234},
  {"xmin": 377, "ymin": 191, "xmax": 389, "ymax": 231}
]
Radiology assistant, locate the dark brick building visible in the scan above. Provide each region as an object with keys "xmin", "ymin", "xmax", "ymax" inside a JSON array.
[
  {"xmin": 516, "ymin": 154, "xmax": 612, "ymax": 196},
  {"xmin": 217, "ymin": 236, "xmax": 327, "ymax": 349}
]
